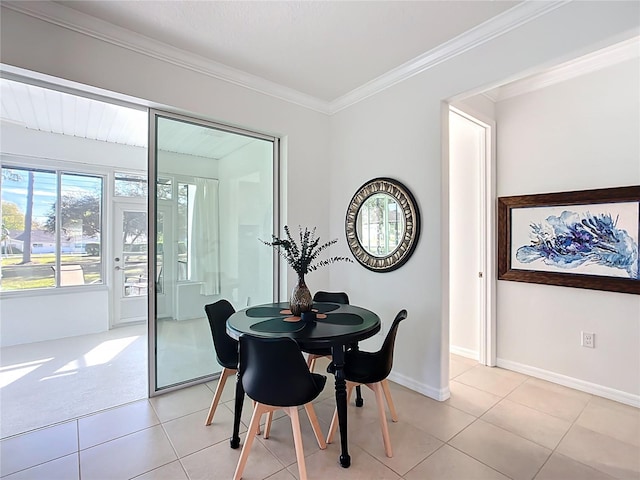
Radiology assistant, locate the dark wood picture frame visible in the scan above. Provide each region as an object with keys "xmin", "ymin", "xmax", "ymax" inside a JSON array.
[{"xmin": 498, "ymin": 185, "xmax": 640, "ymax": 295}]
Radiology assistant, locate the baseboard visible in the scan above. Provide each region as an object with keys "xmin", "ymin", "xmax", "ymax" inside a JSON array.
[
  {"xmin": 388, "ymin": 371, "xmax": 450, "ymax": 401},
  {"xmin": 450, "ymin": 345, "xmax": 479, "ymax": 361},
  {"xmin": 497, "ymin": 358, "xmax": 640, "ymax": 408}
]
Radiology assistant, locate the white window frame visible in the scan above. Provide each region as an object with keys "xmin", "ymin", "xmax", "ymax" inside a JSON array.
[{"xmin": 0, "ymin": 154, "xmax": 115, "ymax": 297}]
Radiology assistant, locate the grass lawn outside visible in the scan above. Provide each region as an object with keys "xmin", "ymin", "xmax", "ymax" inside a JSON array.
[{"xmin": 0, "ymin": 254, "xmax": 104, "ymax": 290}]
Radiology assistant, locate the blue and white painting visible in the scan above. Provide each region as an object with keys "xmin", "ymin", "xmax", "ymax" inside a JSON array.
[{"xmin": 512, "ymin": 202, "xmax": 639, "ymax": 279}]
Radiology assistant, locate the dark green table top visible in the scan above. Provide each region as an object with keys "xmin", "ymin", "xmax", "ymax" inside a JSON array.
[{"xmin": 226, "ymin": 301, "xmax": 381, "ymax": 348}]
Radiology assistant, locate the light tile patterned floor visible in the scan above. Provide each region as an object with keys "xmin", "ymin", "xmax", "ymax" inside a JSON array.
[{"xmin": 1, "ymin": 355, "xmax": 639, "ymax": 479}]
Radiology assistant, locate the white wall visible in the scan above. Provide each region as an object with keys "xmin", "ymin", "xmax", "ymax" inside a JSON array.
[
  {"xmin": 1, "ymin": 289, "xmax": 109, "ymax": 346},
  {"xmin": 495, "ymin": 57, "xmax": 640, "ymax": 403},
  {"xmin": 328, "ymin": 2, "xmax": 639, "ymax": 400}
]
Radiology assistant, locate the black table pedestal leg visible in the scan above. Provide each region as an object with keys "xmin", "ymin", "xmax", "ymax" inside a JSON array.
[
  {"xmin": 355, "ymin": 386, "xmax": 364, "ymax": 407},
  {"xmin": 332, "ymin": 345, "xmax": 350, "ymax": 468},
  {"xmin": 349, "ymin": 343, "xmax": 364, "ymax": 407},
  {"xmin": 230, "ymin": 371, "xmax": 244, "ymax": 449}
]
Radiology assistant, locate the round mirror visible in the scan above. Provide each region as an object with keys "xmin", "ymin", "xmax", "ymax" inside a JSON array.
[{"xmin": 346, "ymin": 178, "xmax": 420, "ymax": 272}]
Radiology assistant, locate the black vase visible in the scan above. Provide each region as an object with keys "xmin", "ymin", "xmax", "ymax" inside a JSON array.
[{"xmin": 290, "ymin": 274, "xmax": 313, "ymax": 316}]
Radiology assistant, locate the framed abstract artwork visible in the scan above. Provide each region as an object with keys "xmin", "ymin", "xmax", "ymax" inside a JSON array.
[{"xmin": 498, "ymin": 185, "xmax": 640, "ymax": 294}]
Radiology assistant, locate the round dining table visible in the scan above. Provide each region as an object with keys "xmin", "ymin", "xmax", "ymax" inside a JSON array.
[{"xmin": 226, "ymin": 301, "xmax": 381, "ymax": 468}]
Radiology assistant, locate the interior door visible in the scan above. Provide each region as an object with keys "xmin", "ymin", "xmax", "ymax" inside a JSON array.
[
  {"xmin": 449, "ymin": 106, "xmax": 495, "ymax": 365},
  {"xmin": 113, "ymin": 201, "xmax": 148, "ymax": 326},
  {"xmin": 149, "ymin": 109, "xmax": 277, "ymax": 393}
]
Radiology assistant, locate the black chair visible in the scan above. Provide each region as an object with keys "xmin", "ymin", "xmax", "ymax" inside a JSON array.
[
  {"xmin": 326, "ymin": 309, "xmax": 408, "ymax": 458},
  {"xmin": 204, "ymin": 300, "xmax": 238, "ymax": 426},
  {"xmin": 203, "ymin": 300, "xmax": 272, "ymax": 435},
  {"xmin": 233, "ymin": 336, "xmax": 327, "ymax": 480},
  {"xmin": 304, "ymin": 291, "xmax": 365, "ymax": 407},
  {"xmin": 303, "ymin": 291, "xmax": 349, "ymax": 370}
]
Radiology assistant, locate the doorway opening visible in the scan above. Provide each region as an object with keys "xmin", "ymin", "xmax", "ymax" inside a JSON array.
[
  {"xmin": 448, "ymin": 105, "xmax": 496, "ymax": 368},
  {"xmin": 0, "ymin": 72, "xmax": 279, "ymax": 437},
  {"xmin": 0, "ymin": 75, "xmax": 149, "ymax": 438}
]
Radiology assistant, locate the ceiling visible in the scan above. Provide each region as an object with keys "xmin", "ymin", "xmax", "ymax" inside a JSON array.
[
  {"xmin": 53, "ymin": 0, "xmax": 520, "ymax": 102},
  {"xmin": 2, "ymin": 1, "xmax": 636, "ymax": 156},
  {"xmin": 4, "ymin": 0, "xmax": 544, "ymax": 111}
]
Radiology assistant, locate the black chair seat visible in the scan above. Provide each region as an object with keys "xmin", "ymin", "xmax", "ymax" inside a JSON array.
[
  {"xmin": 234, "ymin": 335, "xmax": 327, "ymax": 480},
  {"xmin": 203, "ymin": 300, "xmax": 239, "ymax": 426},
  {"xmin": 328, "ymin": 349, "xmax": 390, "ymax": 385},
  {"xmin": 241, "ymin": 336, "xmax": 327, "ymax": 406},
  {"xmin": 204, "ymin": 300, "xmax": 273, "ymax": 435},
  {"xmin": 301, "ymin": 345, "xmax": 332, "ymax": 356},
  {"xmin": 326, "ymin": 309, "xmax": 408, "ymax": 458}
]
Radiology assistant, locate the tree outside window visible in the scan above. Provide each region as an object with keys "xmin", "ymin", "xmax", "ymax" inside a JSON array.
[{"xmin": 0, "ymin": 166, "xmax": 103, "ymax": 291}]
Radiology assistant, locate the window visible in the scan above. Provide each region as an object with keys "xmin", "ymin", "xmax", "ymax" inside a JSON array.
[
  {"xmin": 157, "ymin": 177, "xmax": 172, "ymax": 200},
  {"xmin": 1, "ymin": 166, "xmax": 103, "ymax": 291},
  {"xmin": 115, "ymin": 172, "xmax": 147, "ymax": 197},
  {"xmin": 177, "ymin": 181, "xmax": 196, "ymax": 281}
]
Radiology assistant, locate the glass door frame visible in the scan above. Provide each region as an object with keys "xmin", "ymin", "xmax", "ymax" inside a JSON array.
[{"xmin": 147, "ymin": 108, "xmax": 280, "ymax": 396}]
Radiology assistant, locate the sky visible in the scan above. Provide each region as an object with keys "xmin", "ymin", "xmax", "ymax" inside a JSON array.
[{"xmin": 2, "ymin": 168, "xmax": 102, "ymax": 227}]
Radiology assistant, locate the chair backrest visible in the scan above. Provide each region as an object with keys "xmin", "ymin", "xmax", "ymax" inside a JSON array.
[
  {"xmin": 377, "ymin": 309, "xmax": 408, "ymax": 378},
  {"xmin": 313, "ymin": 291, "xmax": 349, "ymax": 304},
  {"xmin": 204, "ymin": 299, "xmax": 238, "ymax": 369},
  {"xmin": 343, "ymin": 309, "xmax": 407, "ymax": 384},
  {"xmin": 239, "ymin": 335, "xmax": 327, "ymax": 407}
]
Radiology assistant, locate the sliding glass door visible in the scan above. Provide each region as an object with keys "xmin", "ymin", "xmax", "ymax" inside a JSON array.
[{"xmin": 149, "ymin": 110, "xmax": 278, "ymax": 392}]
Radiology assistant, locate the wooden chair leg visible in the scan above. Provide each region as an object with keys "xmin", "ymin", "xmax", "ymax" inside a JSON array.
[
  {"xmin": 233, "ymin": 402, "xmax": 267, "ymax": 480},
  {"xmin": 307, "ymin": 354, "xmax": 318, "ymax": 372},
  {"xmin": 303, "ymin": 402, "xmax": 326, "ymax": 449},
  {"xmin": 382, "ymin": 379, "xmax": 398, "ymax": 422},
  {"xmin": 326, "ymin": 381, "xmax": 355, "ymax": 444},
  {"xmin": 250, "ymin": 406, "xmax": 273, "ymax": 438},
  {"xmin": 205, "ymin": 367, "xmax": 236, "ymax": 426},
  {"xmin": 263, "ymin": 411, "xmax": 273, "ymax": 439},
  {"xmin": 370, "ymin": 382, "xmax": 393, "ymax": 457},
  {"xmin": 307, "ymin": 354, "xmax": 332, "ymax": 373},
  {"xmin": 288, "ymin": 406, "xmax": 308, "ymax": 480}
]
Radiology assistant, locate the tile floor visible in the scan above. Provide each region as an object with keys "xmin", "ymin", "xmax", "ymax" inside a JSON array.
[
  {"xmin": 1, "ymin": 355, "xmax": 639, "ymax": 480},
  {"xmin": 1, "ymin": 320, "xmax": 219, "ymax": 439}
]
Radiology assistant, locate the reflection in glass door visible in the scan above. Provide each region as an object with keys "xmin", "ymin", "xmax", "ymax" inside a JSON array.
[{"xmin": 149, "ymin": 110, "xmax": 277, "ymax": 392}]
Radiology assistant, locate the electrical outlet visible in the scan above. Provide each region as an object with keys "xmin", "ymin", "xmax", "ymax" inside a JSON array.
[{"xmin": 581, "ymin": 331, "xmax": 595, "ymax": 348}]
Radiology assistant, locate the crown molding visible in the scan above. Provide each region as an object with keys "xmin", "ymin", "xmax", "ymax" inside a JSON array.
[
  {"xmin": 327, "ymin": 0, "xmax": 570, "ymax": 114},
  {"xmin": 486, "ymin": 35, "xmax": 639, "ymax": 102},
  {"xmin": 2, "ymin": 1, "xmax": 332, "ymax": 114},
  {"xmin": 3, "ymin": 0, "xmax": 568, "ymax": 116}
]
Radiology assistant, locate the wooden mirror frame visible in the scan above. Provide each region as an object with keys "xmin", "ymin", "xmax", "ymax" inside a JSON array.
[{"xmin": 345, "ymin": 177, "xmax": 420, "ymax": 272}]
